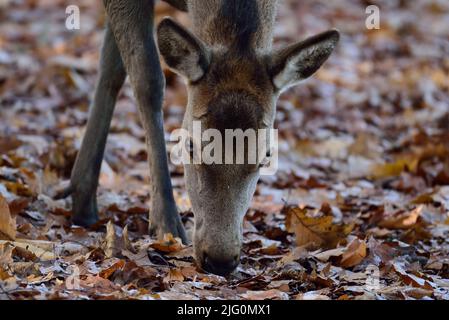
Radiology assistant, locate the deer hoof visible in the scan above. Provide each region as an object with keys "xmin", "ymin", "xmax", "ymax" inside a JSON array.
[
  {"xmin": 149, "ymin": 206, "xmax": 188, "ymax": 244},
  {"xmin": 71, "ymin": 192, "xmax": 99, "ymax": 227}
]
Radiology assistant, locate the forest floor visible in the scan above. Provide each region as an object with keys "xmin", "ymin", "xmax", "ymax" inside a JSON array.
[{"xmin": 1, "ymin": 0, "xmax": 449, "ymax": 300}]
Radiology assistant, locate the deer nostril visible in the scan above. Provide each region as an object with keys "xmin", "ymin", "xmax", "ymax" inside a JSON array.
[{"xmin": 201, "ymin": 252, "xmax": 239, "ymax": 276}]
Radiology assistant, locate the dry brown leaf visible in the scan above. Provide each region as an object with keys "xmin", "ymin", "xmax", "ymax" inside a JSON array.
[
  {"xmin": 0, "ymin": 195, "xmax": 16, "ymax": 240},
  {"xmin": 0, "ymin": 239, "xmax": 84, "ymax": 259},
  {"xmin": 286, "ymin": 207, "xmax": 353, "ymax": 249},
  {"xmin": 340, "ymin": 238, "xmax": 367, "ymax": 268},
  {"xmin": 296, "ymin": 291, "xmax": 331, "ymax": 300},
  {"xmin": 393, "ymin": 262, "xmax": 434, "ymax": 290},
  {"xmin": 12, "ymin": 246, "xmax": 38, "ymax": 262},
  {"xmin": 163, "ymin": 268, "xmax": 185, "ymax": 283},
  {"xmin": 150, "ymin": 233, "xmax": 183, "ymax": 253},
  {"xmin": 99, "ymin": 260, "xmax": 125, "ymax": 280},
  {"xmin": 379, "ymin": 206, "xmax": 423, "ymax": 230},
  {"xmin": 401, "ymin": 287, "xmax": 433, "ymax": 299},
  {"xmin": 313, "ymin": 247, "xmax": 346, "ymax": 262},
  {"xmin": 103, "ymin": 221, "xmax": 123, "ymax": 258},
  {"xmin": 240, "ymin": 289, "xmax": 289, "ymax": 300},
  {"xmin": 0, "ymin": 265, "xmax": 11, "ymax": 280},
  {"xmin": 180, "ymin": 266, "xmax": 198, "ymax": 279},
  {"xmin": 79, "ymin": 274, "xmax": 121, "ymax": 293},
  {"xmin": 122, "ymin": 225, "xmax": 135, "ymax": 253}
]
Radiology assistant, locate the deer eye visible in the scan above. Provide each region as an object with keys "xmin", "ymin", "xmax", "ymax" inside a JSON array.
[
  {"xmin": 259, "ymin": 149, "xmax": 273, "ymax": 168},
  {"xmin": 187, "ymin": 138, "xmax": 194, "ymax": 158},
  {"xmin": 187, "ymin": 138, "xmax": 194, "ymax": 152}
]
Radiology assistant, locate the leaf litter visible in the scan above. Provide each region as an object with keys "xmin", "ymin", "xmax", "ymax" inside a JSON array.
[{"xmin": 1, "ymin": 0, "xmax": 449, "ymax": 300}]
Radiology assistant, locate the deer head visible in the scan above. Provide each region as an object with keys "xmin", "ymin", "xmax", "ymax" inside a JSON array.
[{"xmin": 157, "ymin": 0, "xmax": 339, "ymax": 275}]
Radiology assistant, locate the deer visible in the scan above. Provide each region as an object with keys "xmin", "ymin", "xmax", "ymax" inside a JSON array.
[{"xmin": 64, "ymin": 0, "xmax": 339, "ymax": 276}]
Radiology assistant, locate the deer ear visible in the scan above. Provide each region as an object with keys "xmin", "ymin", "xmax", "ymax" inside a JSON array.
[
  {"xmin": 270, "ymin": 29, "xmax": 339, "ymax": 91},
  {"xmin": 157, "ymin": 18, "xmax": 210, "ymax": 82}
]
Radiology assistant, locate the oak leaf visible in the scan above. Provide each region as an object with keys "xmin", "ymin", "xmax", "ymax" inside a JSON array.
[{"xmin": 286, "ymin": 207, "xmax": 353, "ymax": 249}]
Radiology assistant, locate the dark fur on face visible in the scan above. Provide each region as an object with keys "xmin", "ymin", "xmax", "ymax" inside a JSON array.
[
  {"xmin": 206, "ymin": 91, "xmax": 263, "ymax": 133},
  {"xmin": 189, "ymin": 51, "xmax": 274, "ymax": 127},
  {"xmin": 214, "ymin": 0, "xmax": 260, "ymax": 54}
]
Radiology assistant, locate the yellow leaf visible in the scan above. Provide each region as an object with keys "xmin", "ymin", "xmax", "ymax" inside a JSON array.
[
  {"xmin": 372, "ymin": 145, "xmax": 448, "ymax": 179},
  {"xmin": 372, "ymin": 157, "xmax": 419, "ymax": 179},
  {"xmin": 0, "ymin": 195, "xmax": 16, "ymax": 240}
]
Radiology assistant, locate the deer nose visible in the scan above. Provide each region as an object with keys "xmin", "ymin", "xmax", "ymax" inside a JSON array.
[{"xmin": 201, "ymin": 252, "xmax": 239, "ymax": 276}]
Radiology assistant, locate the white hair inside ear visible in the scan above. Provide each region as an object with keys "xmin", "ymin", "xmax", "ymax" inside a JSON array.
[{"xmin": 271, "ymin": 29, "xmax": 340, "ymax": 92}]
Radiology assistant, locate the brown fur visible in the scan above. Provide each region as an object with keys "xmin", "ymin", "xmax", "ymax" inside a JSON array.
[{"xmin": 188, "ymin": 0, "xmax": 277, "ymax": 52}]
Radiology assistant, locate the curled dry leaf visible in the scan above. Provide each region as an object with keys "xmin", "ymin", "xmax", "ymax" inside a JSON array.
[
  {"xmin": 379, "ymin": 206, "xmax": 423, "ymax": 230},
  {"xmin": 103, "ymin": 221, "xmax": 124, "ymax": 258},
  {"xmin": 313, "ymin": 247, "xmax": 346, "ymax": 262},
  {"xmin": 393, "ymin": 262, "xmax": 434, "ymax": 290},
  {"xmin": 99, "ymin": 260, "xmax": 126, "ymax": 279},
  {"xmin": 0, "ymin": 265, "xmax": 11, "ymax": 280},
  {"xmin": 285, "ymin": 207, "xmax": 353, "ymax": 249},
  {"xmin": 163, "ymin": 268, "xmax": 185, "ymax": 283},
  {"xmin": 240, "ymin": 289, "xmax": 289, "ymax": 300},
  {"xmin": 340, "ymin": 238, "xmax": 367, "ymax": 268},
  {"xmin": 401, "ymin": 287, "xmax": 433, "ymax": 299},
  {"xmin": 79, "ymin": 274, "xmax": 121, "ymax": 294},
  {"xmin": 150, "ymin": 233, "xmax": 183, "ymax": 253},
  {"xmin": 122, "ymin": 225, "xmax": 135, "ymax": 253},
  {"xmin": 0, "ymin": 195, "xmax": 16, "ymax": 240}
]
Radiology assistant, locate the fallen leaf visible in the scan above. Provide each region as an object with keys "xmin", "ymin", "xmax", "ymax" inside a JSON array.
[
  {"xmin": 150, "ymin": 233, "xmax": 183, "ymax": 253},
  {"xmin": 340, "ymin": 238, "xmax": 367, "ymax": 268},
  {"xmin": 103, "ymin": 221, "xmax": 123, "ymax": 258},
  {"xmin": 379, "ymin": 206, "xmax": 423, "ymax": 230},
  {"xmin": 372, "ymin": 157, "xmax": 419, "ymax": 179},
  {"xmin": 313, "ymin": 247, "xmax": 346, "ymax": 262},
  {"xmin": 285, "ymin": 207, "xmax": 353, "ymax": 248},
  {"xmin": 240, "ymin": 289, "xmax": 289, "ymax": 300},
  {"xmin": 99, "ymin": 260, "xmax": 125, "ymax": 279},
  {"xmin": 0, "ymin": 195, "xmax": 16, "ymax": 240},
  {"xmin": 393, "ymin": 262, "xmax": 434, "ymax": 290},
  {"xmin": 296, "ymin": 291, "xmax": 331, "ymax": 300},
  {"xmin": 164, "ymin": 268, "xmax": 185, "ymax": 283}
]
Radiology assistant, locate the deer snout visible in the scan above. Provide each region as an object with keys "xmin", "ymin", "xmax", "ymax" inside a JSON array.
[
  {"xmin": 199, "ymin": 251, "xmax": 239, "ymax": 276},
  {"xmin": 193, "ymin": 221, "xmax": 242, "ymax": 276}
]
